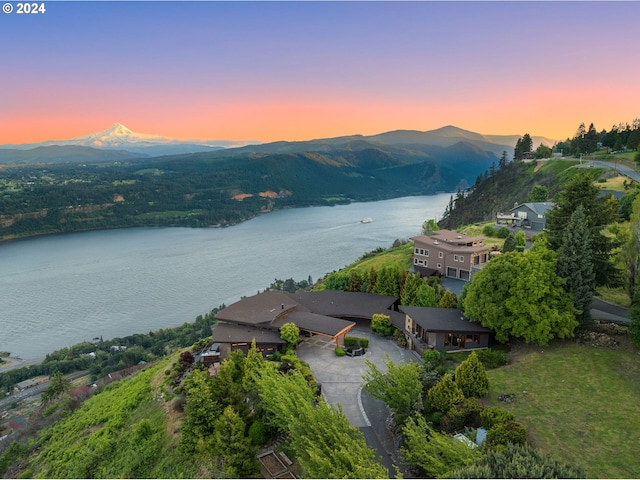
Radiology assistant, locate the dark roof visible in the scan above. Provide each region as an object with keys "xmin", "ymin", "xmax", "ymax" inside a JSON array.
[
  {"xmin": 274, "ymin": 311, "xmax": 355, "ymax": 337},
  {"xmin": 388, "ymin": 310, "xmax": 406, "ymax": 330},
  {"xmin": 400, "ymin": 306, "xmax": 492, "ymax": 333},
  {"xmin": 212, "ymin": 323, "xmax": 287, "ymax": 345},
  {"xmin": 288, "ymin": 290, "xmax": 398, "ymax": 318},
  {"xmin": 509, "ymin": 202, "xmax": 554, "ymax": 216},
  {"xmin": 215, "ymin": 291, "xmax": 297, "ymax": 326}
]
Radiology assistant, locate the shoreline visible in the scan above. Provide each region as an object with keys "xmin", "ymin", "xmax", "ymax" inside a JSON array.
[{"xmin": 0, "ymin": 356, "xmax": 46, "ymax": 373}]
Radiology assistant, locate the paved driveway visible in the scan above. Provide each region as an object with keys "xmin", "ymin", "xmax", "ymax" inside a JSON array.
[
  {"xmin": 297, "ymin": 328, "xmax": 417, "ymax": 476},
  {"xmin": 297, "ymin": 327, "xmax": 417, "ymax": 427}
]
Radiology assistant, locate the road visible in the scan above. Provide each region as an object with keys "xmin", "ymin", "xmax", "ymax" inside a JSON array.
[{"xmin": 573, "ymin": 158, "xmax": 640, "ymax": 183}]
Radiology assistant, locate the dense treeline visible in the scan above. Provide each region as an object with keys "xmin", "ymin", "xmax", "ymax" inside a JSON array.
[{"xmin": 554, "ymin": 119, "xmax": 640, "ymax": 156}]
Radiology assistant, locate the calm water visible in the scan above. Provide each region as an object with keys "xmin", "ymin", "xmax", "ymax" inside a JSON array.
[{"xmin": 0, "ymin": 194, "xmax": 451, "ymax": 359}]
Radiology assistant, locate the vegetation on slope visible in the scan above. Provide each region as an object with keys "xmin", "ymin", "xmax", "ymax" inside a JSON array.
[{"xmin": 3, "ymin": 360, "xmax": 198, "ymax": 478}]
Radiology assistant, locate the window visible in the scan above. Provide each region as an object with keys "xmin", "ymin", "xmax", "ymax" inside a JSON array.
[
  {"xmin": 438, "ymin": 252, "xmax": 443, "ymax": 258},
  {"xmin": 474, "ymin": 255, "xmax": 480, "ymax": 265},
  {"xmin": 437, "ymin": 263, "xmax": 442, "ymax": 269},
  {"xmin": 414, "ymin": 248, "xmax": 419, "ymax": 254},
  {"xmin": 424, "ymin": 249, "xmax": 429, "ymax": 256},
  {"xmin": 453, "ymin": 255, "xmax": 458, "ymax": 261},
  {"xmin": 460, "ymin": 255, "xmax": 464, "ymax": 262}
]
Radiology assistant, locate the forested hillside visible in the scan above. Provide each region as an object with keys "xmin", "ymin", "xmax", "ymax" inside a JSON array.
[
  {"xmin": 439, "ymin": 159, "xmax": 608, "ymax": 229},
  {"xmin": 0, "ymin": 144, "xmax": 495, "ymax": 240}
]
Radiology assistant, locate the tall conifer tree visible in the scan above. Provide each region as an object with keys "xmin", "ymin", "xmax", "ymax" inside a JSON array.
[
  {"xmin": 556, "ymin": 205, "xmax": 596, "ymax": 325},
  {"xmin": 546, "ymin": 173, "xmax": 620, "ymax": 286}
]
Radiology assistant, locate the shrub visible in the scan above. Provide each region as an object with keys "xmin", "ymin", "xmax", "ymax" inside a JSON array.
[
  {"xmin": 248, "ymin": 420, "xmax": 266, "ymax": 446},
  {"xmin": 440, "ymin": 397, "xmax": 484, "ymax": 433},
  {"xmin": 481, "ymin": 407, "xmax": 516, "ymax": 429},
  {"xmin": 335, "ymin": 347, "xmax": 345, "ymax": 356},
  {"xmin": 515, "ymin": 245, "xmax": 526, "ymax": 252},
  {"xmin": 267, "ymin": 351, "xmax": 282, "ymax": 361},
  {"xmin": 344, "ymin": 337, "xmax": 357, "ymax": 347},
  {"xmin": 422, "ymin": 349, "xmax": 443, "ymax": 366},
  {"xmin": 359, "ymin": 338, "xmax": 369, "ymax": 348},
  {"xmin": 486, "ymin": 421, "xmax": 527, "ymax": 448},
  {"xmin": 482, "ymin": 225, "xmax": 496, "ymax": 237},
  {"xmin": 475, "ymin": 348, "xmax": 509, "ymax": 369},
  {"xmin": 496, "ymin": 226, "xmax": 511, "ymax": 238},
  {"xmin": 371, "ymin": 313, "xmax": 394, "ymax": 336},
  {"xmin": 393, "ymin": 328, "xmax": 407, "ymax": 346}
]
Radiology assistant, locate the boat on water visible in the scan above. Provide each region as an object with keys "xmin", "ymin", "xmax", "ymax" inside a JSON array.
[{"xmin": 361, "ymin": 218, "xmax": 373, "ymax": 223}]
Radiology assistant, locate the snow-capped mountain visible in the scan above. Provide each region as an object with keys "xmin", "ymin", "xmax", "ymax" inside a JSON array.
[
  {"xmin": 71, "ymin": 123, "xmax": 175, "ymax": 148},
  {"xmin": 0, "ymin": 123, "xmax": 230, "ymax": 157}
]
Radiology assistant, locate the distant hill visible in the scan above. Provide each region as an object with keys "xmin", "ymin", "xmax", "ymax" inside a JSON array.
[
  {"xmin": 213, "ymin": 125, "xmax": 557, "ymax": 161},
  {"xmin": 0, "ymin": 145, "xmax": 148, "ymax": 164}
]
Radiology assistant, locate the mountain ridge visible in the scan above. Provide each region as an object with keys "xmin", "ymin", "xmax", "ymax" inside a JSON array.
[{"xmin": 0, "ymin": 123, "xmax": 557, "ymax": 162}]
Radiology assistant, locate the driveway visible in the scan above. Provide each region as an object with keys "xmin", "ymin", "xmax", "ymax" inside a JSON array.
[{"xmin": 297, "ymin": 328, "xmax": 418, "ymax": 476}]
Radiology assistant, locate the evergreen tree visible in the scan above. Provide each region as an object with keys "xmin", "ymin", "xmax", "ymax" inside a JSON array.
[
  {"xmin": 437, "ymin": 289, "xmax": 458, "ymax": 308},
  {"xmin": 415, "ymin": 282, "xmax": 438, "ymax": 307},
  {"xmin": 427, "ymin": 373, "xmax": 464, "ymax": 413},
  {"xmin": 348, "ymin": 269, "xmax": 361, "ymax": 292},
  {"xmin": 502, "ymin": 233, "xmax": 517, "ymax": 253},
  {"xmin": 584, "ymin": 123, "xmax": 598, "ymax": 153},
  {"xmin": 556, "ymin": 205, "xmax": 596, "ymax": 325},
  {"xmin": 41, "ymin": 370, "xmax": 71, "ymax": 404},
  {"xmin": 499, "ymin": 150, "xmax": 508, "ymax": 169},
  {"xmin": 546, "ymin": 173, "xmax": 620, "ymax": 287},
  {"xmin": 373, "ymin": 266, "xmax": 400, "ymax": 296},
  {"xmin": 212, "ymin": 406, "xmax": 259, "ymax": 478},
  {"xmin": 401, "ymin": 415, "xmax": 480, "ymax": 478},
  {"xmin": 454, "ymin": 351, "xmax": 489, "ymax": 398},
  {"xmin": 450, "ymin": 443, "xmax": 585, "ymax": 479},
  {"xmin": 367, "ymin": 268, "xmax": 377, "ymax": 293},
  {"xmin": 401, "ymin": 272, "xmax": 422, "ymax": 306}
]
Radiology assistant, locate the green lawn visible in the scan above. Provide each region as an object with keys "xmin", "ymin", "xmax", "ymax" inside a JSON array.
[
  {"xmin": 341, "ymin": 242, "xmax": 414, "ymax": 274},
  {"xmin": 485, "ymin": 340, "xmax": 640, "ymax": 478}
]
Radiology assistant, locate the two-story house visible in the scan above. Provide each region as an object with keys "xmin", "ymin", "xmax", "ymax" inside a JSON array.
[{"xmin": 411, "ymin": 229, "xmax": 489, "ymax": 281}]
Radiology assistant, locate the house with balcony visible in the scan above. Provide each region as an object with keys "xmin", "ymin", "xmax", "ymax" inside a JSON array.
[
  {"xmin": 411, "ymin": 229, "xmax": 490, "ymax": 281},
  {"xmin": 497, "ymin": 202, "xmax": 554, "ymax": 231}
]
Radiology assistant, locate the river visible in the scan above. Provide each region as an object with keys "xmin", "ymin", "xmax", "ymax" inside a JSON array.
[{"xmin": 0, "ymin": 194, "xmax": 451, "ymax": 359}]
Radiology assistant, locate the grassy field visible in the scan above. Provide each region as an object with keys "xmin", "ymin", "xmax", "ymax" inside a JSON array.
[
  {"xmin": 485, "ymin": 339, "xmax": 640, "ymax": 478},
  {"xmin": 338, "ymin": 242, "xmax": 414, "ymax": 275},
  {"xmin": 596, "ymin": 174, "xmax": 635, "ymax": 192}
]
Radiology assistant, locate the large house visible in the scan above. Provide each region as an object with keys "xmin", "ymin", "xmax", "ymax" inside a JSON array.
[
  {"xmin": 210, "ymin": 289, "xmax": 492, "ymax": 361},
  {"xmin": 411, "ymin": 229, "xmax": 490, "ymax": 281},
  {"xmin": 211, "ymin": 290, "xmax": 402, "ymax": 360}
]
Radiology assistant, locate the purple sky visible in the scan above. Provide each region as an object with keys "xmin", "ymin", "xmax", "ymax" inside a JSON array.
[{"xmin": 1, "ymin": 1, "xmax": 639, "ymax": 144}]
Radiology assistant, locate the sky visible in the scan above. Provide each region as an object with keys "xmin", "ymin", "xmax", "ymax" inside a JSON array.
[{"xmin": 1, "ymin": 1, "xmax": 639, "ymax": 145}]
